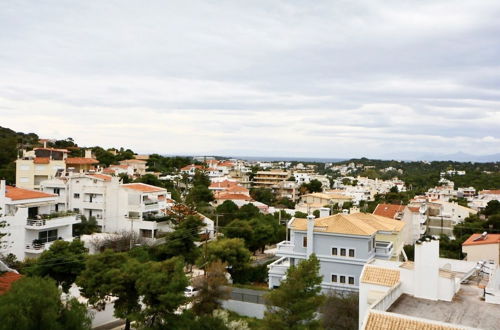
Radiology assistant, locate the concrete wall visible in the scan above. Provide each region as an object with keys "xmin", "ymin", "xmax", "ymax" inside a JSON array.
[
  {"xmin": 462, "ymin": 244, "xmax": 499, "ymax": 265},
  {"xmin": 221, "ymin": 300, "xmax": 266, "ymax": 319}
]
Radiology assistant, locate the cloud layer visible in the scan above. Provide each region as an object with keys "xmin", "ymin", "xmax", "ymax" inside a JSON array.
[{"xmin": 1, "ymin": 0, "xmax": 500, "ymax": 159}]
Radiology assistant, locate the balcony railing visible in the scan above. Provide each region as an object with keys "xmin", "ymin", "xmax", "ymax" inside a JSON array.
[
  {"xmin": 268, "ymin": 257, "xmax": 291, "ymax": 276},
  {"xmin": 375, "ymin": 241, "xmax": 393, "ymax": 258},
  {"xmin": 26, "ymin": 213, "xmax": 80, "ymax": 229},
  {"xmin": 276, "ymin": 241, "xmax": 295, "ymax": 254},
  {"xmin": 25, "ymin": 243, "xmax": 46, "ymax": 253}
]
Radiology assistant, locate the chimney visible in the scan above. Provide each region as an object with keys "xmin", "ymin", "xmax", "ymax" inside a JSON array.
[
  {"xmin": 85, "ymin": 149, "xmax": 93, "ymax": 159},
  {"xmin": 0, "ymin": 180, "xmax": 6, "ymax": 199},
  {"xmin": 414, "ymin": 239, "xmax": 439, "ymax": 300},
  {"xmin": 306, "ymin": 214, "xmax": 315, "ymax": 257},
  {"xmin": 319, "ymin": 207, "xmax": 330, "ymax": 218}
]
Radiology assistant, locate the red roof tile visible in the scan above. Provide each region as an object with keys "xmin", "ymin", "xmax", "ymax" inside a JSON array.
[
  {"xmin": 5, "ymin": 186, "xmax": 56, "ymax": 201},
  {"xmin": 88, "ymin": 174, "xmax": 112, "ymax": 182},
  {"xmin": 462, "ymin": 233, "xmax": 500, "ymax": 246},
  {"xmin": 373, "ymin": 204, "xmax": 405, "ymax": 219},
  {"xmin": 33, "ymin": 157, "xmax": 50, "ymax": 164},
  {"xmin": 480, "ymin": 190, "xmax": 500, "ymax": 195},
  {"xmin": 122, "ymin": 183, "xmax": 166, "ymax": 193},
  {"xmin": 65, "ymin": 158, "xmax": 99, "ymax": 165},
  {"xmin": 216, "ymin": 193, "xmax": 253, "ymax": 201},
  {"xmin": 0, "ymin": 272, "xmax": 22, "ymax": 295}
]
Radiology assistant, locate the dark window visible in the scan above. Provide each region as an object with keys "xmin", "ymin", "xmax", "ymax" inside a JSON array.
[
  {"xmin": 332, "ymin": 247, "xmax": 338, "ymax": 256},
  {"xmin": 53, "ymin": 188, "xmax": 60, "ymax": 195},
  {"xmin": 74, "ymin": 193, "xmax": 80, "ymax": 199},
  {"xmin": 332, "ymin": 274, "xmax": 337, "ymax": 282},
  {"xmin": 39, "ymin": 229, "xmax": 58, "ymax": 243},
  {"xmin": 349, "ymin": 277, "xmax": 355, "ymax": 285},
  {"xmin": 349, "ymin": 249, "xmax": 355, "ymax": 257},
  {"xmin": 340, "ymin": 248, "xmax": 346, "ymax": 256},
  {"xmin": 340, "ymin": 276, "xmax": 346, "ymax": 284},
  {"xmin": 368, "ymin": 240, "xmax": 371, "ymax": 251},
  {"xmin": 303, "ymin": 236, "xmax": 307, "ymax": 247}
]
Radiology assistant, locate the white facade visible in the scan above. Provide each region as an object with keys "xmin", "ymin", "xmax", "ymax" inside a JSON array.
[{"xmin": 0, "ymin": 180, "xmax": 80, "ymax": 260}]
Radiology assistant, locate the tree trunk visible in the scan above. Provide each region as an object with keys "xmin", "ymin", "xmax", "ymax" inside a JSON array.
[{"xmin": 125, "ymin": 318, "xmax": 131, "ymax": 330}]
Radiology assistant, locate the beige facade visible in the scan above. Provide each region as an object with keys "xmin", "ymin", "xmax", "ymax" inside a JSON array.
[
  {"xmin": 462, "ymin": 243, "xmax": 499, "ymax": 265},
  {"xmin": 253, "ymin": 170, "xmax": 290, "ymax": 189},
  {"xmin": 16, "ymin": 149, "xmax": 67, "ymax": 190}
]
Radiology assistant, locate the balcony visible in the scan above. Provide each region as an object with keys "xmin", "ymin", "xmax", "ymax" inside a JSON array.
[
  {"xmin": 276, "ymin": 241, "xmax": 295, "ymax": 254},
  {"xmin": 375, "ymin": 241, "xmax": 393, "ymax": 259},
  {"xmin": 268, "ymin": 257, "xmax": 291, "ymax": 277},
  {"xmin": 26, "ymin": 213, "xmax": 81, "ymax": 230},
  {"xmin": 25, "ymin": 243, "xmax": 46, "ymax": 254}
]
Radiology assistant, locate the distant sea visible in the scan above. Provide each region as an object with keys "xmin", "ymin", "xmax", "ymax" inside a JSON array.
[{"xmin": 164, "ymin": 154, "xmax": 347, "ymax": 163}]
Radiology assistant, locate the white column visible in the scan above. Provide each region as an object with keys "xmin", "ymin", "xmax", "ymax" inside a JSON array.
[{"xmin": 306, "ymin": 214, "xmax": 315, "ymax": 257}]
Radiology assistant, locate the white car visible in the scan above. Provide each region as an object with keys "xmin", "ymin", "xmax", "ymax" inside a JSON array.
[{"xmin": 184, "ymin": 286, "xmax": 200, "ymax": 297}]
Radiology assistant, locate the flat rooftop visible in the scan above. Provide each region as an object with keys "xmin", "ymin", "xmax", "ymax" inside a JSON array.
[{"xmin": 388, "ymin": 284, "xmax": 500, "ymax": 330}]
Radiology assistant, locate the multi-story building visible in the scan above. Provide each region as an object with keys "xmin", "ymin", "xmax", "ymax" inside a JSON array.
[
  {"xmin": 462, "ymin": 233, "xmax": 500, "ymax": 265},
  {"xmin": 268, "ymin": 213, "xmax": 405, "ymax": 292},
  {"xmin": 252, "ymin": 170, "xmax": 290, "ymax": 190},
  {"xmin": 16, "ymin": 148, "xmax": 98, "ymax": 190},
  {"xmin": 295, "ymin": 192, "xmax": 353, "ymax": 213},
  {"xmin": 119, "ymin": 159, "xmax": 147, "ymax": 177},
  {"xmin": 0, "ymin": 180, "xmax": 81, "ymax": 260},
  {"xmin": 121, "ymin": 183, "xmax": 172, "ymax": 239}
]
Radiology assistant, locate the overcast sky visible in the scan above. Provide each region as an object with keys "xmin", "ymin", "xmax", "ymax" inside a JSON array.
[{"xmin": 1, "ymin": 1, "xmax": 500, "ymax": 159}]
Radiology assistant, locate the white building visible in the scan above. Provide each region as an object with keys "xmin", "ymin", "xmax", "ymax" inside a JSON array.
[{"xmin": 0, "ymin": 180, "xmax": 81, "ymax": 260}]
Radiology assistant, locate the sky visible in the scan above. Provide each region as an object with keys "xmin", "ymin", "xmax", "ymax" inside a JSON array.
[{"xmin": 1, "ymin": 0, "xmax": 500, "ymax": 160}]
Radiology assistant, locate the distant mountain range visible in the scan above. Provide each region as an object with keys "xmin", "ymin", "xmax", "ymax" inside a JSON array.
[{"xmin": 417, "ymin": 152, "xmax": 500, "ymax": 163}]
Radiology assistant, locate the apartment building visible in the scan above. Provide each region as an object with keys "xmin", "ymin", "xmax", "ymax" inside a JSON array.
[
  {"xmin": 268, "ymin": 213, "xmax": 405, "ymax": 292},
  {"xmin": 121, "ymin": 183, "xmax": 171, "ymax": 239},
  {"xmin": 252, "ymin": 170, "xmax": 289, "ymax": 190},
  {"xmin": 0, "ymin": 180, "xmax": 81, "ymax": 260},
  {"xmin": 295, "ymin": 192, "xmax": 353, "ymax": 213},
  {"xmin": 16, "ymin": 148, "xmax": 98, "ymax": 190},
  {"xmin": 407, "ymin": 198, "xmax": 477, "ymax": 238},
  {"xmin": 119, "ymin": 159, "xmax": 147, "ymax": 177}
]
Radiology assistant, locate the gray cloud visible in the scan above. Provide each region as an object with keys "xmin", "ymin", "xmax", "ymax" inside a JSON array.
[{"xmin": 1, "ymin": 0, "xmax": 500, "ymax": 159}]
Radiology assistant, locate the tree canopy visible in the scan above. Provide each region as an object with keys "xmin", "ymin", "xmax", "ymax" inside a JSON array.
[{"xmin": 264, "ymin": 254, "xmax": 324, "ymax": 330}]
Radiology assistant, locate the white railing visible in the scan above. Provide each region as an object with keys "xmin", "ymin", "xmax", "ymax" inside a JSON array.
[
  {"xmin": 375, "ymin": 241, "xmax": 393, "ymax": 258},
  {"xmin": 268, "ymin": 257, "xmax": 290, "ymax": 275},
  {"xmin": 25, "ymin": 243, "xmax": 46, "ymax": 253},
  {"xmin": 276, "ymin": 241, "xmax": 295, "ymax": 254},
  {"xmin": 371, "ymin": 282, "xmax": 403, "ymax": 312}
]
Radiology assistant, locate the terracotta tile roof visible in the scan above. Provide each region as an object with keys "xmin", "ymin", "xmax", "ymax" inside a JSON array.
[
  {"xmin": 291, "ymin": 213, "xmax": 404, "ymax": 236},
  {"xmin": 373, "ymin": 204, "xmax": 405, "ymax": 219},
  {"xmin": 218, "ymin": 161, "xmax": 234, "ymax": 167},
  {"xmin": 33, "ymin": 157, "xmax": 50, "ymax": 164},
  {"xmin": 103, "ymin": 168, "xmax": 115, "ymax": 174},
  {"xmin": 479, "ymin": 190, "xmax": 500, "ymax": 195},
  {"xmin": 216, "ymin": 193, "xmax": 253, "ymax": 201},
  {"xmin": 209, "ymin": 180, "xmax": 239, "ymax": 189},
  {"xmin": 65, "ymin": 157, "xmax": 99, "ymax": 165},
  {"xmin": 462, "ymin": 233, "xmax": 500, "ymax": 246},
  {"xmin": 180, "ymin": 164, "xmax": 204, "ymax": 171},
  {"xmin": 226, "ymin": 185, "xmax": 249, "ymax": 193},
  {"xmin": 122, "ymin": 183, "xmax": 166, "ymax": 193},
  {"xmin": 88, "ymin": 174, "xmax": 112, "ymax": 182},
  {"xmin": 408, "ymin": 206, "xmax": 420, "ymax": 213},
  {"xmin": 5, "ymin": 186, "xmax": 56, "ymax": 201},
  {"xmin": 364, "ymin": 311, "xmax": 462, "ymax": 330},
  {"xmin": 110, "ymin": 164, "xmax": 129, "ymax": 169},
  {"xmin": 361, "ymin": 266, "xmax": 400, "ymax": 287},
  {"xmin": 0, "ymin": 272, "xmax": 22, "ymax": 295}
]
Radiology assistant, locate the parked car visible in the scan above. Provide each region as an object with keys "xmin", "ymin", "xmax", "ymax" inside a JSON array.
[{"xmin": 184, "ymin": 286, "xmax": 199, "ymax": 297}]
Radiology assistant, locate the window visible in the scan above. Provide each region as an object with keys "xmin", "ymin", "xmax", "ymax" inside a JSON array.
[
  {"xmin": 38, "ymin": 229, "xmax": 58, "ymax": 243},
  {"xmin": 332, "ymin": 247, "xmax": 338, "ymax": 256},
  {"xmin": 302, "ymin": 236, "xmax": 307, "ymax": 247},
  {"xmin": 73, "ymin": 208, "xmax": 79, "ymax": 213},
  {"xmin": 74, "ymin": 193, "xmax": 80, "ymax": 199},
  {"xmin": 348, "ymin": 277, "xmax": 355, "ymax": 285},
  {"xmin": 349, "ymin": 249, "xmax": 355, "ymax": 257},
  {"xmin": 331, "ymin": 274, "xmax": 337, "ymax": 282},
  {"xmin": 53, "ymin": 188, "xmax": 60, "ymax": 195},
  {"xmin": 372, "ymin": 238, "xmax": 375, "ymax": 249},
  {"xmin": 340, "ymin": 248, "xmax": 346, "ymax": 256},
  {"xmin": 368, "ymin": 240, "xmax": 371, "ymax": 251},
  {"xmin": 340, "ymin": 276, "xmax": 346, "ymax": 284}
]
